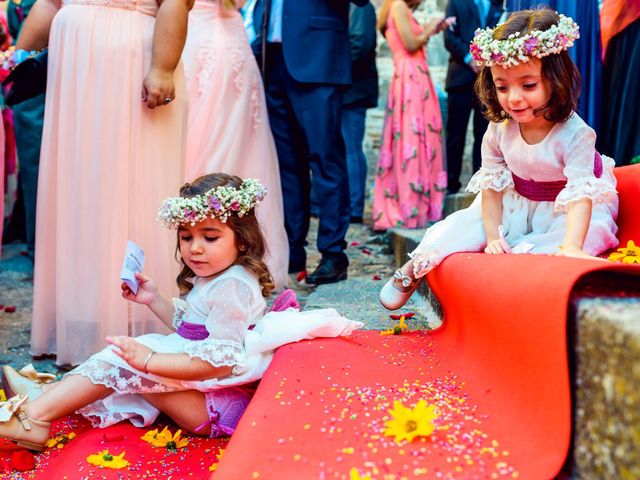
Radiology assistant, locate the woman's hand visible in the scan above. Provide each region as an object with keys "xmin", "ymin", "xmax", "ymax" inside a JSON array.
[
  {"xmin": 121, "ymin": 272, "xmax": 159, "ymax": 305},
  {"xmin": 142, "ymin": 67, "xmax": 175, "ymax": 109},
  {"xmin": 484, "ymin": 239, "xmax": 507, "ymax": 254},
  {"xmin": 423, "ymin": 15, "xmax": 456, "ymax": 37},
  {"xmin": 106, "ymin": 336, "xmax": 152, "ymax": 371}
]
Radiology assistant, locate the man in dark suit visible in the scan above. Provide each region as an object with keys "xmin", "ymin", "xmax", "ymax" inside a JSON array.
[
  {"xmin": 251, "ymin": 0, "xmax": 368, "ymax": 285},
  {"xmin": 444, "ymin": 0, "xmax": 503, "ymax": 193}
]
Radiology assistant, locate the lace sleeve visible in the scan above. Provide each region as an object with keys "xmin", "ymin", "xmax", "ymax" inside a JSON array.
[
  {"xmin": 183, "ymin": 277, "xmax": 258, "ymax": 368},
  {"xmin": 466, "ymin": 122, "xmax": 513, "ymax": 193},
  {"xmin": 466, "ymin": 166, "xmax": 513, "ymax": 193},
  {"xmin": 172, "ymin": 298, "xmax": 188, "ymax": 330},
  {"xmin": 555, "ymin": 176, "xmax": 617, "ymax": 212},
  {"xmin": 555, "ymin": 126, "xmax": 617, "ymax": 212}
]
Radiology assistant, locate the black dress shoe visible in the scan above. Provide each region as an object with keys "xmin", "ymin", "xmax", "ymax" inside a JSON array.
[
  {"xmin": 305, "ymin": 256, "xmax": 348, "ymax": 285},
  {"xmin": 350, "ymin": 216, "xmax": 363, "ymax": 224}
]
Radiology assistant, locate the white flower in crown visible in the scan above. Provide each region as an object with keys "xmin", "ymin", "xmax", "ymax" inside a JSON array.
[
  {"xmin": 470, "ymin": 13, "xmax": 579, "ymax": 68},
  {"xmin": 157, "ymin": 178, "xmax": 267, "ymax": 228}
]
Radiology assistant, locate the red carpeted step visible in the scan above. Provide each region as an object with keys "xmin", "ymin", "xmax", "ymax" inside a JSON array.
[{"xmin": 216, "ymin": 257, "xmax": 639, "ymax": 480}]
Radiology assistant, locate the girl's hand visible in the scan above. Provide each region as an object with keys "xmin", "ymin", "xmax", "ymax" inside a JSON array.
[
  {"xmin": 142, "ymin": 67, "xmax": 175, "ymax": 109},
  {"xmin": 484, "ymin": 239, "xmax": 507, "ymax": 254},
  {"xmin": 106, "ymin": 336, "xmax": 152, "ymax": 371},
  {"xmin": 554, "ymin": 244, "xmax": 604, "ymax": 260},
  {"xmin": 121, "ymin": 272, "xmax": 159, "ymax": 305}
]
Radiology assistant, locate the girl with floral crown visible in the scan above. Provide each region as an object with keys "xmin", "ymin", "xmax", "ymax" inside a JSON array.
[
  {"xmin": 0, "ymin": 173, "xmax": 362, "ymax": 451},
  {"xmin": 380, "ymin": 8, "xmax": 619, "ymax": 310}
]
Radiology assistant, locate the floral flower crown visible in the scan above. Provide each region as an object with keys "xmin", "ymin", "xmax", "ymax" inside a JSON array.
[
  {"xmin": 470, "ymin": 13, "xmax": 579, "ymax": 68},
  {"xmin": 158, "ymin": 178, "xmax": 267, "ymax": 228}
]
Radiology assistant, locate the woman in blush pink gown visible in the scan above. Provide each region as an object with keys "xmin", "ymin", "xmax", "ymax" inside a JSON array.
[
  {"xmin": 372, "ymin": 0, "xmax": 448, "ymax": 231},
  {"xmin": 17, "ymin": 0, "xmax": 191, "ymax": 365},
  {"xmin": 182, "ymin": 0, "xmax": 289, "ymax": 290}
]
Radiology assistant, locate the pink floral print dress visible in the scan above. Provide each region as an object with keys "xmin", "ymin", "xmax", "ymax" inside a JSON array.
[{"xmin": 373, "ymin": 3, "xmax": 447, "ymax": 230}]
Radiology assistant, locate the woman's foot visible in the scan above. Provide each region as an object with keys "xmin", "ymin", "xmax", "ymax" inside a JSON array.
[
  {"xmin": 1, "ymin": 365, "xmax": 57, "ymax": 402},
  {"xmin": 379, "ymin": 267, "xmax": 423, "ymax": 311},
  {"xmin": 0, "ymin": 394, "xmax": 51, "ymax": 451}
]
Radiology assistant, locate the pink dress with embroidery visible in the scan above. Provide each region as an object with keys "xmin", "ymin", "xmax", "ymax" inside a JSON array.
[
  {"xmin": 182, "ymin": 0, "xmax": 289, "ymax": 290},
  {"xmin": 31, "ymin": 0, "xmax": 187, "ymax": 366},
  {"xmin": 372, "ymin": 3, "xmax": 447, "ymax": 230}
]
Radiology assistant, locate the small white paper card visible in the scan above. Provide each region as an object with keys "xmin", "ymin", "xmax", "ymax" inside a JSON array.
[
  {"xmin": 512, "ymin": 241, "xmax": 535, "ymax": 254},
  {"xmin": 120, "ymin": 241, "xmax": 145, "ymax": 295}
]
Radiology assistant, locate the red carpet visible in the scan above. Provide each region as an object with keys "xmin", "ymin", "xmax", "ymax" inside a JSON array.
[
  {"xmin": 215, "ymin": 165, "xmax": 640, "ymax": 479},
  {"xmin": 1, "ymin": 416, "xmax": 227, "ymax": 479}
]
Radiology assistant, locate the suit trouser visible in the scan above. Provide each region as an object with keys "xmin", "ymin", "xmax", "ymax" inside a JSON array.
[
  {"xmin": 341, "ymin": 106, "xmax": 367, "ymax": 219},
  {"xmin": 12, "ymin": 94, "xmax": 46, "ymax": 257},
  {"xmin": 263, "ymin": 44, "xmax": 350, "ymax": 272},
  {"xmin": 445, "ymin": 86, "xmax": 488, "ymax": 193}
]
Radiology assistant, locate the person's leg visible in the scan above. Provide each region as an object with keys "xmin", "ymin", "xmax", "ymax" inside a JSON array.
[
  {"xmin": 342, "ymin": 106, "xmax": 368, "ymax": 220},
  {"xmin": 12, "ymin": 95, "xmax": 46, "ymax": 259},
  {"xmin": 24, "ymin": 374, "xmax": 112, "ymax": 422},
  {"xmin": 472, "ymin": 92, "xmax": 490, "ymax": 173},
  {"xmin": 141, "ymin": 390, "xmax": 210, "ymax": 435},
  {"xmin": 264, "ymin": 44, "xmax": 309, "ymax": 273},
  {"xmin": 288, "ymin": 81, "xmax": 350, "ymax": 271},
  {"xmin": 445, "ymin": 87, "xmax": 473, "ymax": 194}
]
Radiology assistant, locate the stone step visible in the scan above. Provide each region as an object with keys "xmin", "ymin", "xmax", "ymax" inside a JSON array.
[
  {"xmin": 305, "ymin": 277, "xmax": 440, "ymax": 331},
  {"xmin": 574, "ymin": 297, "xmax": 640, "ymax": 479}
]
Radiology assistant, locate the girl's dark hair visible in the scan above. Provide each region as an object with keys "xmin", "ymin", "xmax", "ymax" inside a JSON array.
[
  {"xmin": 175, "ymin": 173, "xmax": 274, "ymax": 298},
  {"xmin": 474, "ymin": 8, "xmax": 581, "ymax": 123}
]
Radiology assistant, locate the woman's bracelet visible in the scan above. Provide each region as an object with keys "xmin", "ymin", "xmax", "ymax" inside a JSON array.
[{"xmin": 143, "ymin": 350, "xmax": 156, "ymax": 373}]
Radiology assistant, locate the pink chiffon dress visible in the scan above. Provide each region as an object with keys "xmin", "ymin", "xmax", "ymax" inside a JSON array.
[
  {"xmin": 372, "ymin": 3, "xmax": 447, "ymax": 231},
  {"xmin": 182, "ymin": 0, "xmax": 289, "ymax": 290},
  {"xmin": 31, "ymin": 0, "xmax": 187, "ymax": 365}
]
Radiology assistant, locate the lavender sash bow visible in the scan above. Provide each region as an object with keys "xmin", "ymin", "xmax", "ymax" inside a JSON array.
[{"xmin": 176, "ymin": 321, "xmax": 209, "ymax": 340}]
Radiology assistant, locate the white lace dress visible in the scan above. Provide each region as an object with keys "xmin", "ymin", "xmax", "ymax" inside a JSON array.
[
  {"xmin": 411, "ymin": 113, "xmax": 619, "ymax": 276},
  {"xmin": 70, "ymin": 265, "xmax": 362, "ymax": 427}
]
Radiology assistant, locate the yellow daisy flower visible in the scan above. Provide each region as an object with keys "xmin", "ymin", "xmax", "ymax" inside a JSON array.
[
  {"xmin": 209, "ymin": 449, "xmax": 225, "ymax": 471},
  {"xmin": 46, "ymin": 432, "xmax": 76, "ymax": 449},
  {"xmin": 86, "ymin": 450, "xmax": 129, "ymax": 469},
  {"xmin": 349, "ymin": 467, "xmax": 372, "ymax": 480},
  {"xmin": 608, "ymin": 240, "xmax": 640, "ymax": 264},
  {"xmin": 383, "ymin": 399, "xmax": 439, "ymax": 443},
  {"xmin": 141, "ymin": 426, "xmax": 189, "ymax": 450}
]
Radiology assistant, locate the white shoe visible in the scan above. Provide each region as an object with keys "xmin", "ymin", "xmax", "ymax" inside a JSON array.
[
  {"xmin": 379, "ymin": 269, "xmax": 423, "ymax": 311},
  {"xmin": 1, "ymin": 365, "xmax": 56, "ymax": 402}
]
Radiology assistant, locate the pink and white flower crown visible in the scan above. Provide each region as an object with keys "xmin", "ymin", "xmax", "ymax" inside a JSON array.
[
  {"xmin": 470, "ymin": 13, "xmax": 579, "ymax": 68},
  {"xmin": 158, "ymin": 178, "xmax": 267, "ymax": 228}
]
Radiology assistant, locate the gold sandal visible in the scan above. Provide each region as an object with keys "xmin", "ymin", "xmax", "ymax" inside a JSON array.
[
  {"xmin": 0, "ymin": 394, "xmax": 51, "ymax": 451},
  {"xmin": 1, "ymin": 364, "xmax": 56, "ymax": 402}
]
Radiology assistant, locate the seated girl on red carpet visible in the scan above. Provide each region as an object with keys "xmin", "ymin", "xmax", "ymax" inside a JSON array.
[
  {"xmin": 380, "ymin": 8, "xmax": 619, "ymax": 310},
  {"xmin": 0, "ymin": 173, "xmax": 361, "ymax": 451}
]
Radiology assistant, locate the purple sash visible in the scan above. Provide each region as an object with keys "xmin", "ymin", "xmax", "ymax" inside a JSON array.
[
  {"xmin": 512, "ymin": 152, "xmax": 603, "ymax": 202},
  {"xmin": 176, "ymin": 321, "xmax": 209, "ymax": 340}
]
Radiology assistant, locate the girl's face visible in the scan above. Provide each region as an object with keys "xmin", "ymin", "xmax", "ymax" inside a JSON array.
[
  {"xmin": 490, "ymin": 58, "xmax": 551, "ymax": 127},
  {"xmin": 178, "ymin": 217, "xmax": 239, "ymax": 278}
]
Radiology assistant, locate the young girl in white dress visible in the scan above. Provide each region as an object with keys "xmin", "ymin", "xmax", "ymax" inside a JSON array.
[
  {"xmin": 0, "ymin": 173, "xmax": 361, "ymax": 451},
  {"xmin": 380, "ymin": 9, "xmax": 619, "ymax": 310}
]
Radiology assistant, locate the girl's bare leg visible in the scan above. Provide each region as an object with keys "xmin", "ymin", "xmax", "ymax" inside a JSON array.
[
  {"xmin": 24, "ymin": 374, "xmax": 112, "ymax": 422},
  {"xmin": 141, "ymin": 391, "xmax": 211, "ymax": 435}
]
